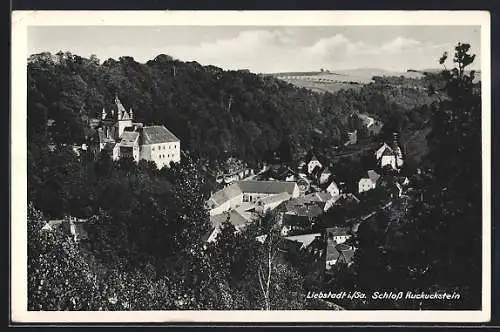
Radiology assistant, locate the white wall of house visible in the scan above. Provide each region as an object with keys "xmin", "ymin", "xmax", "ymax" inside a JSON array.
[
  {"xmin": 133, "ymin": 145, "xmax": 140, "ymax": 162},
  {"xmin": 381, "ymin": 155, "xmax": 396, "ymax": 169},
  {"xmin": 326, "ymin": 259, "xmax": 337, "ymax": 269},
  {"xmin": 141, "ymin": 141, "xmax": 180, "ymax": 169},
  {"xmin": 326, "ymin": 183, "xmax": 340, "ymax": 197},
  {"xmin": 281, "ymin": 224, "xmax": 291, "ymax": 236},
  {"xmin": 358, "ymin": 178, "xmax": 375, "ymax": 193},
  {"xmin": 319, "ymin": 172, "xmax": 331, "ymax": 184},
  {"xmin": 308, "ymin": 160, "xmax": 322, "ymax": 174},
  {"xmin": 207, "ymin": 228, "xmax": 220, "ymax": 243},
  {"xmin": 112, "ymin": 145, "xmax": 120, "ymax": 160},
  {"xmin": 333, "ymin": 234, "xmax": 350, "ymax": 244},
  {"xmin": 118, "ymin": 119, "xmax": 132, "ymax": 138}
]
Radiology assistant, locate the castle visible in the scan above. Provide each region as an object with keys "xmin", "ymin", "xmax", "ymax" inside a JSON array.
[{"xmin": 93, "ymin": 96, "xmax": 181, "ymax": 169}]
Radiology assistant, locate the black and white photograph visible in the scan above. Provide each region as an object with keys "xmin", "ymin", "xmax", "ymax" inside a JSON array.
[{"xmin": 11, "ymin": 11, "xmax": 491, "ymax": 323}]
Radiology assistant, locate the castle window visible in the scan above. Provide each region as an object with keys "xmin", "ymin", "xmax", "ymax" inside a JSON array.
[{"xmin": 152, "ymin": 146, "xmax": 155, "ymax": 151}]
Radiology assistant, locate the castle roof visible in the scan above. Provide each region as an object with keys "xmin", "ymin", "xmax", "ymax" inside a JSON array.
[
  {"xmin": 142, "ymin": 125, "xmax": 180, "ymax": 145},
  {"xmin": 119, "ymin": 131, "xmax": 139, "ymax": 147},
  {"xmin": 115, "ymin": 95, "xmax": 126, "ymax": 114}
]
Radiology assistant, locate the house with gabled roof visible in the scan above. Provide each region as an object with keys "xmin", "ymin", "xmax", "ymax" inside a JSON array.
[
  {"xmin": 325, "ymin": 227, "xmax": 353, "ymax": 271},
  {"xmin": 206, "ymin": 209, "xmax": 254, "ymax": 243},
  {"xmin": 358, "ymin": 170, "xmax": 381, "ymax": 193},
  {"xmin": 207, "ymin": 180, "xmax": 300, "ymax": 216},
  {"xmin": 375, "ymin": 133, "xmax": 404, "ymax": 171},
  {"xmin": 307, "ymin": 155, "xmax": 322, "ymax": 175}
]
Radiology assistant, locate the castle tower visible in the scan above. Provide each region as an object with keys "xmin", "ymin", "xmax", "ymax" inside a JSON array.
[{"xmin": 115, "ymin": 95, "xmax": 132, "ymax": 137}]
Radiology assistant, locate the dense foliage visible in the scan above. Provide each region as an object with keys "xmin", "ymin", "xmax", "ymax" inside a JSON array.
[{"xmin": 325, "ymin": 43, "xmax": 483, "ymax": 310}]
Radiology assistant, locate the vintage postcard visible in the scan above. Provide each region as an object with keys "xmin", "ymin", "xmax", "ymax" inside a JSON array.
[{"xmin": 11, "ymin": 10, "xmax": 491, "ymax": 323}]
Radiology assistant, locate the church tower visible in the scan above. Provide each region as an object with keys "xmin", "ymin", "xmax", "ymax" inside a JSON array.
[
  {"xmin": 115, "ymin": 95, "xmax": 132, "ymax": 137},
  {"xmin": 391, "ymin": 132, "xmax": 404, "ymax": 168}
]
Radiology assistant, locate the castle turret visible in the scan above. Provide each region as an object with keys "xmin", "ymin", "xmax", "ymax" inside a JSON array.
[
  {"xmin": 115, "ymin": 95, "xmax": 132, "ymax": 137},
  {"xmin": 101, "ymin": 108, "xmax": 107, "ymax": 120}
]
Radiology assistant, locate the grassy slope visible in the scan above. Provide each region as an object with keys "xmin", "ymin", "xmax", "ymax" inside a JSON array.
[{"xmin": 271, "ymin": 69, "xmax": 425, "ymax": 94}]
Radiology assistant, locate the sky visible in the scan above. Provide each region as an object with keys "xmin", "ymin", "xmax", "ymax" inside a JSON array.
[{"xmin": 28, "ymin": 26, "xmax": 481, "ymax": 73}]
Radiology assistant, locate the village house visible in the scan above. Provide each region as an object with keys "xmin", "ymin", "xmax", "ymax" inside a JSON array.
[
  {"xmin": 90, "ymin": 96, "xmax": 181, "ymax": 169},
  {"xmin": 279, "ymin": 233, "xmax": 325, "ymax": 265},
  {"xmin": 319, "ymin": 167, "xmax": 332, "ymax": 184},
  {"xmin": 206, "ymin": 208, "xmax": 254, "ymax": 243},
  {"xmin": 325, "ymin": 180, "xmax": 341, "ymax": 197},
  {"xmin": 325, "ymin": 227, "xmax": 354, "ymax": 272},
  {"xmin": 207, "ymin": 180, "xmax": 300, "ymax": 216},
  {"xmin": 375, "ymin": 133, "xmax": 404, "ymax": 171},
  {"xmin": 358, "ymin": 170, "xmax": 381, "ymax": 193},
  {"xmin": 307, "ymin": 155, "xmax": 322, "ymax": 175},
  {"xmin": 344, "ymin": 130, "xmax": 358, "ymax": 146},
  {"xmin": 215, "ymin": 158, "xmax": 254, "ymax": 185},
  {"xmin": 41, "ymin": 216, "xmax": 89, "ymax": 243},
  {"xmin": 280, "ymin": 192, "xmax": 332, "ymax": 236}
]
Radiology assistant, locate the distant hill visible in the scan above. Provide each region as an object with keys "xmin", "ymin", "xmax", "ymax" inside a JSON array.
[{"xmin": 270, "ymin": 68, "xmax": 427, "ymax": 94}]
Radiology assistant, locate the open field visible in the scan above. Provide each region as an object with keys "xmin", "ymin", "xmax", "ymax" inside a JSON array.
[{"xmin": 270, "ymin": 68, "xmax": 426, "ymax": 93}]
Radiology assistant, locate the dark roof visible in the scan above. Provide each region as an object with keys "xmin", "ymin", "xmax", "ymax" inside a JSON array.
[
  {"xmin": 335, "ymin": 243, "xmax": 351, "ymax": 251},
  {"xmin": 210, "ymin": 210, "xmax": 250, "ymax": 229},
  {"xmin": 284, "ymin": 193, "xmax": 327, "ymax": 210},
  {"xmin": 89, "ymin": 118, "xmax": 101, "ymax": 129},
  {"xmin": 338, "ymin": 248, "xmax": 355, "ymax": 264},
  {"xmin": 326, "ymin": 227, "xmax": 350, "ymax": 237},
  {"xmin": 286, "ymin": 203, "xmax": 324, "ymax": 218},
  {"xmin": 237, "ymin": 180, "xmax": 298, "ymax": 195},
  {"xmin": 142, "ymin": 125, "xmax": 180, "ymax": 145},
  {"xmin": 102, "ymin": 142, "xmax": 116, "ymax": 151},
  {"xmin": 284, "ymin": 233, "xmax": 321, "ymax": 249}
]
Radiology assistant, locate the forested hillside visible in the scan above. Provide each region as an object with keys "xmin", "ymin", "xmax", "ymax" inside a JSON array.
[{"xmin": 28, "ymin": 52, "xmax": 442, "ymax": 167}]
